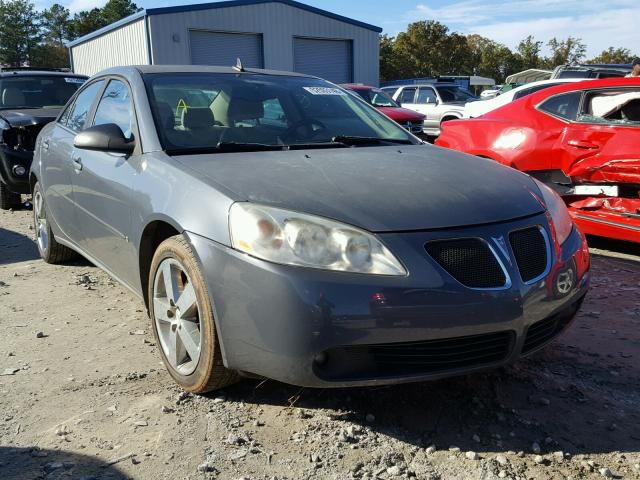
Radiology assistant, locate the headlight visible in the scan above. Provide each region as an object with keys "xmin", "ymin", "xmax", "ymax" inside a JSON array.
[
  {"xmin": 533, "ymin": 180, "xmax": 573, "ymax": 245},
  {"xmin": 229, "ymin": 203, "xmax": 406, "ymax": 275}
]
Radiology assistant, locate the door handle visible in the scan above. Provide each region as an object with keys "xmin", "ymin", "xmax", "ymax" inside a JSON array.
[
  {"xmin": 72, "ymin": 156, "xmax": 83, "ymax": 171},
  {"xmin": 567, "ymin": 140, "xmax": 599, "ymax": 150}
]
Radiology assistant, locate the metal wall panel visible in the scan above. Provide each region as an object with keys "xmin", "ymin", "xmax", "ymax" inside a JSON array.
[
  {"xmin": 148, "ymin": 2, "xmax": 379, "ymax": 85},
  {"xmin": 293, "ymin": 37, "xmax": 352, "ymax": 83},
  {"xmin": 70, "ymin": 19, "xmax": 149, "ymax": 76},
  {"xmin": 189, "ymin": 30, "xmax": 264, "ymax": 68}
]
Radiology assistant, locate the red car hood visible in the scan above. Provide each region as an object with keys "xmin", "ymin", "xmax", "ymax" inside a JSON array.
[{"xmin": 377, "ymin": 106, "xmax": 425, "ymax": 122}]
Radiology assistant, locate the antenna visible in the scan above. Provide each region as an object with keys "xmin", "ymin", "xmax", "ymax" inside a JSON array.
[{"xmin": 233, "ymin": 58, "xmax": 245, "ymax": 72}]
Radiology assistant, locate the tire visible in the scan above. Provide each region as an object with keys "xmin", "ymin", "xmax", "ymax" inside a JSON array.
[
  {"xmin": 32, "ymin": 182, "xmax": 77, "ymax": 264},
  {"xmin": 0, "ymin": 181, "xmax": 21, "ymax": 210},
  {"xmin": 148, "ymin": 235, "xmax": 238, "ymax": 393}
]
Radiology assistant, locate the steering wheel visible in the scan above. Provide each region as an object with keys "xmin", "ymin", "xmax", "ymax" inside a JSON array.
[{"xmin": 281, "ymin": 118, "xmax": 328, "ymax": 142}]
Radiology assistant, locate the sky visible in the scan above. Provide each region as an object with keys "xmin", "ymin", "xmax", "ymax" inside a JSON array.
[{"xmin": 38, "ymin": 0, "xmax": 639, "ymax": 58}]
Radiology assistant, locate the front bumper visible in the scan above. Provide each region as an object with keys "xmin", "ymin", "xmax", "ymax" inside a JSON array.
[
  {"xmin": 0, "ymin": 145, "xmax": 32, "ymax": 194},
  {"xmin": 187, "ymin": 213, "xmax": 589, "ymax": 387}
]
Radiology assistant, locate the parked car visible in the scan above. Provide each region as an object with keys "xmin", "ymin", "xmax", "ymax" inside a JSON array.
[
  {"xmin": 391, "ymin": 83, "xmax": 478, "ymax": 136},
  {"xmin": 464, "ymin": 79, "xmax": 584, "ymax": 118},
  {"xmin": 437, "ymin": 78, "xmax": 640, "ymax": 243},
  {"xmin": 0, "ymin": 68, "xmax": 87, "ymax": 209},
  {"xmin": 32, "ymin": 65, "xmax": 589, "ymax": 393},
  {"xmin": 480, "ymin": 85, "xmax": 502, "ymax": 99},
  {"xmin": 552, "ymin": 63, "xmax": 632, "ymax": 80},
  {"xmin": 340, "ymin": 84, "xmax": 425, "ymax": 135}
]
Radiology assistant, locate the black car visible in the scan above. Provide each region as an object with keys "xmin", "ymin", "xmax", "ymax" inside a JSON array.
[{"xmin": 0, "ymin": 68, "xmax": 87, "ymax": 209}]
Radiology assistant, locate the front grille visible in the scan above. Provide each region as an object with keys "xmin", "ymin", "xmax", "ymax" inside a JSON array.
[
  {"xmin": 509, "ymin": 227, "xmax": 548, "ymax": 282},
  {"xmin": 425, "ymin": 238, "xmax": 506, "ymax": 288},
  {"xmin": 316, "ymin": 331, "xmax": 514, "ymax": 380}
]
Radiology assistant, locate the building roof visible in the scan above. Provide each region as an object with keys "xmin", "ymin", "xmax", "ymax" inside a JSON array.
[
  {"xmin": 67, "ymin": 0, "xmax": 382, "ymax": 48},
  {"xmin": 505, "ymin": 69, "xmax": 552, "ymax": 85}
]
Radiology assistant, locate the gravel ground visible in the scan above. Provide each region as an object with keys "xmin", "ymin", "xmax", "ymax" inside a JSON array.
[{"xmin": 1, "ymin": 203, "xmax": 640, "ymax": 480}]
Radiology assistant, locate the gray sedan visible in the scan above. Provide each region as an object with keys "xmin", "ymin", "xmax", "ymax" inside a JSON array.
[{"xmin": 31, "ymin": 65, "xmax": 590, "ymax": 393}]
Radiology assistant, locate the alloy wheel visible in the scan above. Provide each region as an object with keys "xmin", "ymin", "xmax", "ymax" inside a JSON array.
[
  {"xmin": 33, "ymin": 189, "xmax": 49, "ymax": 253},
  {"xmin": 153, "ymin": 258, "xmax": 203, "ymax": 375}
]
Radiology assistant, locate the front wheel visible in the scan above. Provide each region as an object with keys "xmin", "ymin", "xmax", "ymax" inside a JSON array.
[
  {"xmin": 0, "ymin": 181, "xmax": 21, "ymax": 210},
  {"xmin": 149, "ymin": 235, "xmax": 238, "ymax": 393}
]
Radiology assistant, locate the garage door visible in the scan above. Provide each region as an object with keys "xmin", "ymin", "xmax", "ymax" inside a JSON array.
[
  {"xmin": 293, "ymin": 37, "xmax": 353, "ymax": 84},
  {"xmin": 189, "ymin": 30, "xmax": 263, "ymax": 68}
]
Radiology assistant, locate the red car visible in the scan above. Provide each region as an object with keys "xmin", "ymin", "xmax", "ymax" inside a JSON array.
[
  {"xmin": 436, "ymin": 78, "xmax": 640, "ymax": 243},
  {"xmin": 341, "ymin": 84, "xmax": 425, "ymax": 136}
]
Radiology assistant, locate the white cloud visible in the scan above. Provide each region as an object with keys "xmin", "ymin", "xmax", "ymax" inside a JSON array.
[
  {"xmin": 65, "ymin": 0, "xmax": 107, "ymax": 13},
  {"xmin": 399, "ymin": 0, "xmax": 640, "ymax": 57}
]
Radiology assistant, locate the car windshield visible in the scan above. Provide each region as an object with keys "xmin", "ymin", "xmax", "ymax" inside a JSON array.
[
  {"xmin": 435, "ymin": 86, "xmax": 477, "ymax": 102},
  {"xmin": 353, "ymin": 89, "xmax": 400, "ymax": 108},
  {"xmin": 0, "ymin": 75, "xmax": 85, "ymax": 109},
  {"xmin": 144, "ymin": 73, "xmax": 415, "ymax": 153}
]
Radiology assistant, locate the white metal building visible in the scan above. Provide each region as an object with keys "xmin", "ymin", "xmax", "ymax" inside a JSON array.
[{"xmin": 67, "ymin": 0, "xmax": 381, "ymax": 85}]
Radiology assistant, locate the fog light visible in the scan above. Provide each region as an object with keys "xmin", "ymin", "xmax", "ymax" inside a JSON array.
[{"xmin": 12, "ymin": 165, "xmax": 26, "ymax": 176}]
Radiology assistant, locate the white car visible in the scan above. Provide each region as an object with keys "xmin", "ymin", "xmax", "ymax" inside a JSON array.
[
  {"xmin": 480, "ymin": 85, "xmax": 502, "ymax": 99},
  {"xmin": 463, "ymin": 79, "xmax": 584, "ymax": 118}
]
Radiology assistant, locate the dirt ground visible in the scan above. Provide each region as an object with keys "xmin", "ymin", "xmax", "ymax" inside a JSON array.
[{"xmin": 1, "ymin": 202, "xmax": 640, "ymax": 480}]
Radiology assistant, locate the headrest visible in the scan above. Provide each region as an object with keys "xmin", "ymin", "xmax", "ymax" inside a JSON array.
[
  {"xmin": 182, "ymin": 107, "xmax": 215, "ymax": 129},
  {"xmin": 228, "ymin": 97, "xmax": 264, "ymax": 121},
  {"xmin": 155, "ymin": 102, "xmax": 175, "ymax": 130},
  {"xmin": 1, "ymin": 87, "xmax": 25, "ymax": 107}
]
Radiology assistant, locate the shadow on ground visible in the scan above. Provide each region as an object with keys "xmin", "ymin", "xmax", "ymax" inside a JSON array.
[
  {"xmin": 0, "ymin": 227, "xmax": 39, "ymax": 265},
  {"xmin": 216, "ymin": 338, "xmax": 640, "ymax": 459},
  {"xmin": 0, "ymin": 446, "xmax": 128, "ymax": 480}
]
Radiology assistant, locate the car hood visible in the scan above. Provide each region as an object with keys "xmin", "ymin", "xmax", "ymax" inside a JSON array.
[
  {"xmin": 0, "ymin": 108, "xmax": 60, "ymax": 127},
  {"xmin": 175, "ymin": 145, "xmax": 545, "ymax": 232},
  {"xmin": 377, "ymin": 106, "xmax": 425, "ymax": 122}
]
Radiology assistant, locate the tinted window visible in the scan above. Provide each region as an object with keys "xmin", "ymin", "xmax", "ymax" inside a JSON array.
[
  {"xmin": 64, "ymin": 80, "xmax": 104, "ymax": 132},
  {"xmin": 416, "ymin": 87, "xmax": 437, "ymax": 104},
  {"xmin": 538, "ymin": 91, "xmax": 582, "ymax": 121},
  {"xmin": 352, "ymin": 89, "xmax": 399, "ymax": 108},
  {"xmin": 93, "ymin": 79, "xmax": 134, "ymax": 139},
  {"xmin": 435, "ymin": 86, "xmax": 477, "ymax": 102},
  {"xmin": 399, "ymin": 88, "xmax": 416, "ymax": 104},
  {"xmin": 0, "ymin": 75, "xmax": 85, "ymax": 108},
  {"xmin": 144, "ymin": 73, "xmax": 414, "ymax": 153}
]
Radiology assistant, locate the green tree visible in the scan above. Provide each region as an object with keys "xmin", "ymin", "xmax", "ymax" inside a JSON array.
[
  {"xmin": 393, "ymin": 20, "xmax": 472, "ymax": 78},
  {"xmin": 68, "ymin": 0, "xmax": 140, "ymax": 40},
  {"xmin": 587, "ymin": 47, "xmax": 636, "ymax": 64},
  {"xmin": 467, "ymin": 34, "xmax": 522, "ymax": 82},
  {"xmin": 101, "ymin": 0, "xmax": 139, "ymax": 24},
  {"xmin": 30, "ymin": 42, "xmax": 69, "ymax": 68},
  {"xmin": 516, "ymin": 35, "xmax": 543, "ymax": 69},
  {"xmin": 41, "ymin": 3, "xmax": 70, "ymax": 45},
  {"xmin": 545, "ymin": 36, "xmax": 587, "ymax": 67},
  {"xmin": 0, "ymin": 0, "xmax": 41, "ymax": 66}
]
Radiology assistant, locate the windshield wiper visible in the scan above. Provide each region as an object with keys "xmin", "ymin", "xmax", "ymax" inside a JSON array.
[
  {"xmin": 331, "ymin": 135, "xmax": 414, "ymax": 146},
  {"xmin": 215, "ymin": 141, "xmax": 285, "ymax": 152},
  {"xmin": 0, "ymin": 106, "xmax": 40, "ymax": 110}
]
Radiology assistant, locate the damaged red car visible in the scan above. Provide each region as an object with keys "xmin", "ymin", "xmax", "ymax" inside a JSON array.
[{"xmin": 436, "ymin": 78, "xmax": 640, "ymax": 243}]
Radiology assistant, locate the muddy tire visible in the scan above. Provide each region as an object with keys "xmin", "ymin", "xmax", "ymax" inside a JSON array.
[
  {"xmin": 32, "ymin": 182, "xmax": 77, "ymax": 263},
  {"xmin": 149, "ymin": 235, "xmax": 238, "ymax": 393},
  {"xmin": 0, "ymin": 181, "xmax": 21, "ymax": 210}
]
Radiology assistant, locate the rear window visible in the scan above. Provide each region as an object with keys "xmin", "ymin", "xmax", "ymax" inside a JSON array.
[{"xmin": 538, "ymin": 91, "xmax": 582, "ymax": 121}]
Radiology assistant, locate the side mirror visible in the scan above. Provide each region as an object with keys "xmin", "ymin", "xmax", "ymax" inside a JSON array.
[{"xmin": 74, "ymin": 123, "xmax": 135, "ymax": 154}]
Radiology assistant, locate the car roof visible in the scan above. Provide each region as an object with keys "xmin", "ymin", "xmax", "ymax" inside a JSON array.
[
  {"xmin": 526, "ymin": 77, "xmax": 640, "ymax": 103},
  {"xmin": 0, "ymin": 70, "xmax": 87, "ymax": 78},
  {"xmin": 93, "ymin": 64, "xmax": 316, "ymax": 79}
]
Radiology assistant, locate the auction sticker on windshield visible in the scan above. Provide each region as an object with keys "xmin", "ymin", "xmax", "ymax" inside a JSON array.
[
  {"xmin": 303, "ymin": 87, "xmax": 346, "ymax": 96},
  {"xmin": 65, "ymin": 78, "xmax": 86, "ymax": 84}
]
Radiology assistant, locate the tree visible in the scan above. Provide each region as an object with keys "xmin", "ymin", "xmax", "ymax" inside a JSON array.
[
  {"xmin": 0, "ymin": 0, "xmax": 41, "ymax": 67},
  {"xmin": 545, "ymin": 36, "xmax": 587, "ymax": 67},
  {"xmin": 68, "ymin": 0, "xmax": 140, "ymax": 40},
  {"xmin": 30, "ymin": 42, "xmax": 69, "ymax": 68},
  {"xmin": 587, "ymin": 47, "xmax": 636, "ymax": 64},
  {"xmin": 467, "ymin": 34, "xmax": 522, "ymax": 82},
  {"xmin": 516, "ymin": 35, "xmax": 543, "ymax": 69},
  {"xmin": 101, "ymin": 0, "xmax": 139, "ymax": 25},
  {"xmin": 41, "ymin": 3, "xmax": 70, "ymax": 46},
  {"xmin": 393, "ymin": 20, "xmax": 472, "ymax": 78}
]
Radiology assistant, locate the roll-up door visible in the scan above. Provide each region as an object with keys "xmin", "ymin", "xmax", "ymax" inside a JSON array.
[
  {"xmin": 293, "ymin": 37, "xmax": 353, "ymax": 84},
  {"xmin": 189, "ymin": 30, "xmax": 263, "ymax": 68}
]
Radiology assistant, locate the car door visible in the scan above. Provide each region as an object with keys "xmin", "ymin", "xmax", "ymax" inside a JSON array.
[
  {"xmin": 558, "ymin": 86, "xmax": 640, "ymax": 185},
  {"xmin": 42, "ymin": 79, "xmax": 105, "ymax": 241},
  {"xmin": 396, "ymin": 87, "xmax": 418, "ymax": 112},
  {"xmin": 415, "ymin": 87, "xmax": 439, "ymax": 126},
  {"xmin": 70, "ymin": 77, "xmax": 140, "ymax": 288}
]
